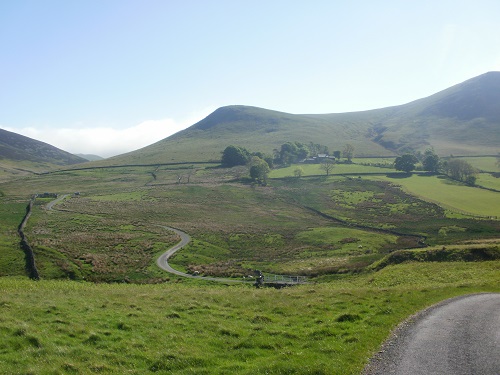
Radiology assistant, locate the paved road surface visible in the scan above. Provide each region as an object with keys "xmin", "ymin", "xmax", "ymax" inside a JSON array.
[
  {"xmin": 46, "ymin": 194, "xmax": 68, "ymax": 210},
  {"xmin": 156, "ymin": 226, "xmax": 248, "ymax": 283},
  {"xmin": 364, "ymin": 293, "xmax": 500, "ymax": 375}
]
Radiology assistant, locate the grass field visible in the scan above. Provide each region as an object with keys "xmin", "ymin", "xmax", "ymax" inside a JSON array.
[
  {"xmin": 456, "ymin": 156, "xmax": 500, "ymax": 172},
  {"xmin": 0, "ymin": 260, "xmax": 499, "ymax": 374},
  {"xmin": 0, "ymin": 199, "xmax": 28, "ymax": 277},
  {"xmin": 475, "ymin": 173, "xmax": 500, "ymax": 191},
  {"xmin": 1, "ymin": 161, "xmax": 498, "ymax": 281},
  {"xmin": 270, "ymin": 162, "xmax": 392, "ymax": 178},
  {"xmin": 369, "ymin": 174, "xmax": 500, "ymax": 217},
  {"xmin": 0, "ymin": 156, "xmax": 499, "ymax": 374}
]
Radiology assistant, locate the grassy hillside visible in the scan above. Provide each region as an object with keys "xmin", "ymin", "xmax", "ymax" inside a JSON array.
[
  {"xmin": 371, "ymin": 71, "xmax": 500, "ymax": 155},
  {"xmin": 0, "ymin": 263, "xmax": 499, "ymax": 374},
  {"xmin": 1, "ymin": 160, "xmax": 498, "ymax": 281},
  {"xmin": 0, "ymin": 128, "xmax": 87, "ymax": 169},
  {"xmin": 103, "ymin": 105, "xmax": 394, "ymax": 166},
  {"xmin": 90, "ymin": 72, "xmax": 500, "ymax": 167},
  {"xmin": 1, "ymin": 72, "xmax": 499, "ymax": 373},
  {"xmin": 0, "ymin": 154, "xmax": 498, "ymax": 373}
]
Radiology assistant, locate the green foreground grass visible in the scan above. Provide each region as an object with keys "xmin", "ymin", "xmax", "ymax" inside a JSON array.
[{"xmin": 1, "ymin": 261, "xmax": 499, "ymax": 375}]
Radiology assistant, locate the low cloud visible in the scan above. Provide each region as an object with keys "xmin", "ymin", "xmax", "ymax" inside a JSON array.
[{"xmin": 5, "ymin": 108, "xmax": 213, "ymax": 158}]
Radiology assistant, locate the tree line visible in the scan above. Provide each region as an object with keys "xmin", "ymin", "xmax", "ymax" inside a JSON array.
[
  {"xmin": 394, "ymin": 149, "xmax": 478, "ymax": 185},
  {"xmin": 221, "ymin": 142, "xmax": 356, "ymax": 183}
]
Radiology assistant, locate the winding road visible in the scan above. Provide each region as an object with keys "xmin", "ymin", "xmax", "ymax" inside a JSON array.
[
  {"xmin": 364, "ymin": 293, "xmax": 500, "ymax": 375},
  {"xmin": 45, "ymin": 196, "xmax": 249, "ymax": 283},
  {"xmin": 155, "ymin": 226, "xmax": 249, "ymax": 283}
]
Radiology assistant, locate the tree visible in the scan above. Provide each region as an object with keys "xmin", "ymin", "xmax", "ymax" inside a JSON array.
[
  {"xmin": 446, "ymin": 159, "xmax": 476, "ymax": 183},
  {"xmin": 422, "ymin": 148, "xmax": 440, "ymax": 172},
  {"xmin": 308, "ymin": 142, "xmax": 329, "ymax": 156},
  {"xmin": 293, "ymin": 167, "xmax": 303, "ymax": 178},
  {"xmin": 394, "ymin": 154, "xmax": 418, "ymax": 173},
  {"xmin": 343, "ymin": 144, "xmax": 354, "ymax": 163},
  {"xmin": 221, "ymin": 145, "xmax": 250, "ymax": 167},
  {"xmin": 249, "ymin": 156, "xmax": 270, "ymax": 184},
  {"xmin": 278, "ymin": 142, "xmax": 309, "ymax": 165},
  {"xmin": 320, "ymin": 158, "xmax": 335, "ymax": 176},
  {"xmin": 333, "ymin": 150, "xmax": 341, "ymax": 160}
]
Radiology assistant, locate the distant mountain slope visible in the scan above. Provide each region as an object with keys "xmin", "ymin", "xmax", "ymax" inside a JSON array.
[
  {"xmin": 106, "ymin": 106, "xmax": 394, "ymax": 165},
  {"xmin": 100, "ymin": 72, "xmax": 500, "ymax": 166},
  {"xmin": 0, "ymin": 128, "xmax": 87, "ymax": 166},
  {"xmin": 370, "ymin": 71, "xmax": 500, "ymax": 155},
  {"xmin": 76, "ymin": 154, "xmax": 104, "ymax": 161}
]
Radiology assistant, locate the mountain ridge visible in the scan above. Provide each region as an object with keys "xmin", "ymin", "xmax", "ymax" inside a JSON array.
[
  {"xmin": 2, "ymin": 72, "xmax": 499, "ymax": 168},
  {"xmin": 0, "ymin": 128, "xmax": 87, "ymax": 169}
]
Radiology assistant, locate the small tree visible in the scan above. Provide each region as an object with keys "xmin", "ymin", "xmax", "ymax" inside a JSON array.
[
  {"xmin": 343, "ymin": 144, "xmax": 354, "ymax": 163},
  {"xmin": 221, "ymin": 145, "xmax": 250, "ymax": 167},
  {"xmin": 333, "ymin": 150, "xmax": 341, "ymax": 160},
  {"xmin": 394, "ymin": 154, "xmax": 418, "ymax": 173},
  {"xmin": 446, "ymin": 159, "xmax": 476, "ymax": 183},
  {"xmin": 422, "ymin": 148, "xmax": 440, "ymax": 172},
  {"xmin": 320, "ymin": 158, "xmax": 335, "ymax": 176},
  {"xmin": 249, "ymin": 156, "xmax": 270, "ymax": 184},
  {"xmin": 293, "ymin": 167, "xmax": 303, "ymax": 178}
]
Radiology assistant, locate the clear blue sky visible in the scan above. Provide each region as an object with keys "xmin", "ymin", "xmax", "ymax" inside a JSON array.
[{"xmin": 1, "ymin": 0, "xmax": 499, "ymax": 157}]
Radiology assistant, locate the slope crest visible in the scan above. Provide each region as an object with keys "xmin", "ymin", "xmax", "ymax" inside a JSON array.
[{"xmin": 0, "ymin": 128, "xmax": 86, "ymax": 166}]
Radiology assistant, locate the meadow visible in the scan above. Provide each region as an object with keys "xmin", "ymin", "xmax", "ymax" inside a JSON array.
[
  {"xmin": 0, "ymin": 157, "xmax": 498, "ymax": 374},
  {"xmin": 1, "ymin": 260, "xmax": 499, "ymax": 375},
  {"xmin": 1, "ymin": 159, "xmax": 498, "ymax": 281}
]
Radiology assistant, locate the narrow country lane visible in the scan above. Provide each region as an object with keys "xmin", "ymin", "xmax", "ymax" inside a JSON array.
[
  {"xmin": 364, "ymin": 293, "xmax": 500, "ymax": 375},
  {"xmin": 156, "ymin": 226, "xmax": 248, "ymax": 283}
]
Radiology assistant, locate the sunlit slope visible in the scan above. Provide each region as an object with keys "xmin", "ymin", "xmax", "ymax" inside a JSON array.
[
  {"xmin": 370, "ymin": 71, "xmax": 500, "ymax": 155},
  {"xmin": 96, "ymin": 72, "xmax": 499, "ymax": 166},
  {"xmin": 102, "ymin": 106, "xmax": 394, "ymax": 165}
]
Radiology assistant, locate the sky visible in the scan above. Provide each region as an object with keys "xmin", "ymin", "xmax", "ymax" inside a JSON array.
[{"xmin": 1, "ymin": 0, "xmax": 500, "ymax": 157}]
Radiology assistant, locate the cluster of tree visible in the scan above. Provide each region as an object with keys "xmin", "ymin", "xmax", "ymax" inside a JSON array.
[
  {"xmin": 273, "ymin": 142, "xmax": 314, "ymax": 165},
  {"xmin": 221, "ymin": 145, "xmax": 273, "ymax": 168},
  {"xmin": 442, "ymin": 159, "xmax": 477, "ymax": 185},
  {"xmin": 394, "ymin": 148, "xmax": 477, "ymax": 185},
  {"xmin": 221, "ymin": 145, "xmax": 272, "ymax": 184},
  {"xmin": 272, "ymin": 141, "xmax": 354, "ymax": 166}
]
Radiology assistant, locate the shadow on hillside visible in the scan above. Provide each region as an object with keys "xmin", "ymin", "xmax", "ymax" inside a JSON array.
[{"xmin": 385, "ymin": 172, "xmax": 412, "ymax": 179}]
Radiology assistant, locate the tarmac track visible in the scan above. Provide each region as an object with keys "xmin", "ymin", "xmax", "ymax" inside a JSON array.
[
  {"xmin": 363, "ymin": 293, "xmax": 500, "ymax": 375},
  {"xmin": 155, "ymin": 226, "xmax": 249, "ymax": 283}
]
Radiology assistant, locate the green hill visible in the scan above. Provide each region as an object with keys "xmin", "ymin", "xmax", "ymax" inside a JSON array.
[
  {"xmin": 0, "ymin": 128, "xmax": 87, "ymax": 172},
  {"xmin": 101, "ymin": 72, "xmax": 499, "ymax": 166},
  {"xmin": 370, "ymin": 71, "xmax": 500, "ymax": 155}
]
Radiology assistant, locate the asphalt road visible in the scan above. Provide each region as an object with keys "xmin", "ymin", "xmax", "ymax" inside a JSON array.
[
  {"xmin": 155, "ymin": 226, "xmax": 248, "ymax": 283},
  {"xmin": 364, "ymin": 293, "xmax": 500, "ymax": 375}
]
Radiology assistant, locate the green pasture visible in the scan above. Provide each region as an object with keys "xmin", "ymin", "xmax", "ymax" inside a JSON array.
[
  {"xmin": 455, "ymin": 156, "xmax": 500, "ymax": 172},
  {"xmin": 0, "ymin": 200, "xmax": 27, "ymax": 276},
  {"xmin": 370, "ymin": 174, "xmax": 500, "ymax": 218},
  {"xmin": 475, "ymin": 173, "xmax": 500, "ymax": 191},
  {"xmin": 295, "ymin": 227, "xmax": 397, "ymax": 256},
  {"xmin": 270, "ymin": 162, "xmax": 393, "ymax": 178}
]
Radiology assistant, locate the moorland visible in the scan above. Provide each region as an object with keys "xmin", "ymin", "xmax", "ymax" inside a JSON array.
[{"xmin": 0, "ymin": 72, "xmax": 499, "ymax": 374}]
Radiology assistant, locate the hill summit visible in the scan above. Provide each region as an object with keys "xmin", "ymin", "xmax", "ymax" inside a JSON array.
[{"xmin": 91, "ymin": 72, "xmax": 500, "ymax": 166}]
